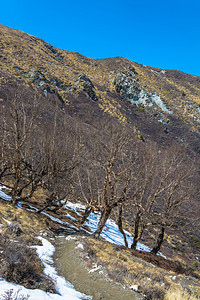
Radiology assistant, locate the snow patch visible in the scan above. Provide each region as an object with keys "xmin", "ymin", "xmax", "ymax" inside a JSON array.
[
  {"xmin": 130, "ymin": 285, "xmax": 139, "ymax": 292},
  {"xmin": 88, "ymin": 265, "xmax": 101, "ymax": 273},
  {"xmin": 65, "ymin": 202, "xmax": 151, "ymax": 252},
  {"xmin": 35, "ymin": 237, "xmax": 90, "ymax": 299},
  {"xmin": 66, "ymin": 235, "xmax": 77, "ymax": 241},
  {"xmin": 150, "ymin": 69, "xmax": 160, "ymax": 75},
  {"xmin": 76, "ymin": 243, "xmax": 84, "ymax": 250},
  {"xmin": 41, "ymin": 213, "xmax": 65, "ymax": 225},
  {"xmin": 41, "ymin": 212, "xmax": 77, "ymax": 231},
  {"xmin": 0, "ymin": 237, "xmax": 91, "ymax": 299},
  {"xmin": 150, "ymin": 69, "xmax": 166, "ymax": 75},
  {"xmin": 66, "ymin": 202, "xmax": 86, "ymax": 211},
  {"xmin": 65, "ymin": 202, "xmax": 166, "ymax": 257},
  {"xmin": 0, "ymin": 185, "xmax": 11, "ymax": 201},
  {"xmin": 2, "ymin": 218, "xmax": 12, "ymax": 225}
]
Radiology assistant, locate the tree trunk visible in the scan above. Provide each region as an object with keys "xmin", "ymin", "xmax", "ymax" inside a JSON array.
[
  {"xmin": 151, "ymin": 226, "xmax": 165, "ymax": 254},
  {"xmin": 11, "ymin": 178, "xmax": 20, "ymax": 205},
  {"xmin": 37, "ymin": 195, "xmax": 55, "ymax": 214},
  {"xmin": 80, "ymin": 206, "xmax": 93, "ymax": 224},
  {"xmin": 37, "ymin": 204, "xmax": 50, "ymax": 214},
  {"xmin": 117, "ymin": 204, "xmax": 128, "ymax": 247},
  {"xmin": 94, "ymin": 206, "xmax": 112, "ymax": 237},
  {"xmin": 131, "ymin": 212, "xmax": 140, "ymax": 250},
  {"xmin": 0, "ymin": 166, "xmax": 8, "ymax": 181}
]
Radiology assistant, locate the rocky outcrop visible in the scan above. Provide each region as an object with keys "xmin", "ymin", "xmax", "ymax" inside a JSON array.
[
  {"xmin": 113, "ymin": 71, "xmax": 141, "ymax": 101},
  {"xmin": 77, "ymin": 73, "xmax": 98, "ymax": 101},
  {"xmin": 113, "ymin": 71, "xmax": 173, "ymax": 114}
]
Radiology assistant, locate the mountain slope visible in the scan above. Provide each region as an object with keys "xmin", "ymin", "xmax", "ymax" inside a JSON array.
[
  {"xmin": 0, "ymin": 24, "xmax": 200, "ymax": 298},
  {"xmin": 1, "ymin": 24, "xmax": 200, "ymax": 154},
  {"xmin": 0, "ymin": 23, "xmax": 200, "ymax": 256}
]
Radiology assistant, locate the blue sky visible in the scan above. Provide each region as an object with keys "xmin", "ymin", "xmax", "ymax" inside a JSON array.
[{"xmin": 1, "ymin": 0, "xmax": 200, "ymax": 76}]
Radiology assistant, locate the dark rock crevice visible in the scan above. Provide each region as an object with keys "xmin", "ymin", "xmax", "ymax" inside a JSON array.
[{"xmin": 77, "ymin": 73, "xmax": 98, "ymax": 101}]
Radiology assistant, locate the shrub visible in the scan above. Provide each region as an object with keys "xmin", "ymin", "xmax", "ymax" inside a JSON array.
[
  {"xmin": 145, "ymin": 288, "xmax": 165, "ymax": 299},
  {"xmin": 0, "ymin": 289, "xmax": 29, "ymax": 300},
  {"xmin": 139, "ymin": 106, "xmax": 145, "ymax": 112},
  {"xmin": 190, "ymin": 236, "xmax": 200, "ymax": 248},
  {"xmin": 192, "ymin": 261, "xmax": 198, "ymax": 269},
  {"xmin": 0, "ymin": 234, "xmax": 56, "ymax": 292},
  {"xmin": 139, "ymin": 134, "xmax": 145, "ymax": 141},
  {"xmin": 0, "ymin": 234, "xmax": 42, "ymax": 289}
]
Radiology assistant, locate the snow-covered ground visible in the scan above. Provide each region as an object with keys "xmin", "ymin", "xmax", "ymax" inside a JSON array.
[
  {"xmin": 0, "ymin": 186, "xmax": 91, "ymax": 299},
  {"xmin": 66, "ymin": 202, "xmax": 151, "ymax": 252},
  {"xmin": 0, "ymin": 185, "xmax": 164, "ymax": 299},
  {"xmin": 0, "ymin": 236, "xmax": 90, "ymax": 300},
  {"xmin": 0, "ymin": 185, "xmax": 11, "ymax": 201},
  {"xmin": 0, "ymin": 186, "xmax": 164, "ymax": 253}
]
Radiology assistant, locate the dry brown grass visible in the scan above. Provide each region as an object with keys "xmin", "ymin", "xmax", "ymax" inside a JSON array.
[
  {"xmin": 164, "ymin": 286, "xmax": 199, "ymax": 300},
  {"xmin": 0, "ymin": 200, "xmax": 47, "ymax": 244},
  {"xmin": 1, "ymin": 23, "xmax": 200, "ymax": 128},
  {"xmin": 81, "ymin": 236, "xmax": 200, "ymax": 300},
  {"xmin": 0, "ymin": 199, "xmax": 56, "ymax": 292}
]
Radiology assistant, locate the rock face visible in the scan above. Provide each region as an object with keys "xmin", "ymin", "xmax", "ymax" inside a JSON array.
[
  {"xmin": 113, "ymin": 71, "xmax": 173, "ymax": 115},
  {"xmin": 77, "ymin": 73, "xmax": 98, "ymax": 101},
  {"xmin": 113, "ymin": 71, "xmax": 141, "ymax": 101}
]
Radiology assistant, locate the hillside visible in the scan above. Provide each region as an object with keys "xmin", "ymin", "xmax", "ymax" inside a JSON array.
[
  {"xmin": 0, "ymin": 24, "xmax": 200, "ymax": 299},
  {"xmin": 1, "ymin": 24, "xmax": 200, "ymax": 153},
  {"xmin": 0, "ymin": 189, "xmax": 199, "ymax": 299}
]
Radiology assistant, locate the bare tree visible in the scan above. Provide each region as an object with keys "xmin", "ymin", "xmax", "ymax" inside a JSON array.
[
  {"xmin": 150, "ymin": 153, "xmax": 196, "ymax": 254},
  {"xmin": 128, "ymin": 143, "xmax": 163, "ymax": 250},
  {"xmin": 0, "ymin": 84, "xmax": 80, "ymax": 212},
  {"xmin": 116, "ymin": 203, "xmax": 128, "ymax": 247},
  {"xmin": 123, "ymin": 141, "xmax": 197, "ymax": 253},
  {"xmin": 78, "ymin": 123, "xmax": 140, "ymax": 237},
  {"xmin": 0, "ymin": 127, "xmax": 10, "ymax": 181},
  {"xmin": 37, "ymin": 115, "xmax": 79, "ymax": 213},
  {"xmin": 0, "ymin": 86, "xmax": 41, "ymax": 204},
  {"xmin": 109, "ymin": 141, "xmax": 198, "ymax": 253}
]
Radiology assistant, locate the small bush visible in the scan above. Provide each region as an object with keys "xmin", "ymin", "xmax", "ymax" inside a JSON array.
[
  {"xmin": 139, "ymin": 134, "xmax": 145, "ymax": 141},
  {"xmin": 0, "ymin": 234, "xmax": 43, "ymax": 287},
  {"xmin": 190, "ymin": 236, "xmax": 200, "ymax": 248},
  {"xmin": 107, "ymin": 264, "xmax": 129, "ymax": 284},
  {"xmin": 139, "ymin": 106, "xmax": 145, "ymax": 112},
  {"xmin": 145, "ymin": 288, "xmax": 165, "ymax": 299},
  {"xmin": 0, "ymin": 289, "xmax": 29, "ymax": 300},
  {"xmin": 192, "ymin": 261, "xmax": 198, "ymax": 269},
  {"xmin": 0, "ymin": 234, "xmax": 55, "ymax": 292}
]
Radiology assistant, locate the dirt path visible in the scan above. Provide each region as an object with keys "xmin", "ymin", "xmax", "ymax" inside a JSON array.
[{"xmin": 54, "ymin": 235, "xmax": 143, "ymax": 300}]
